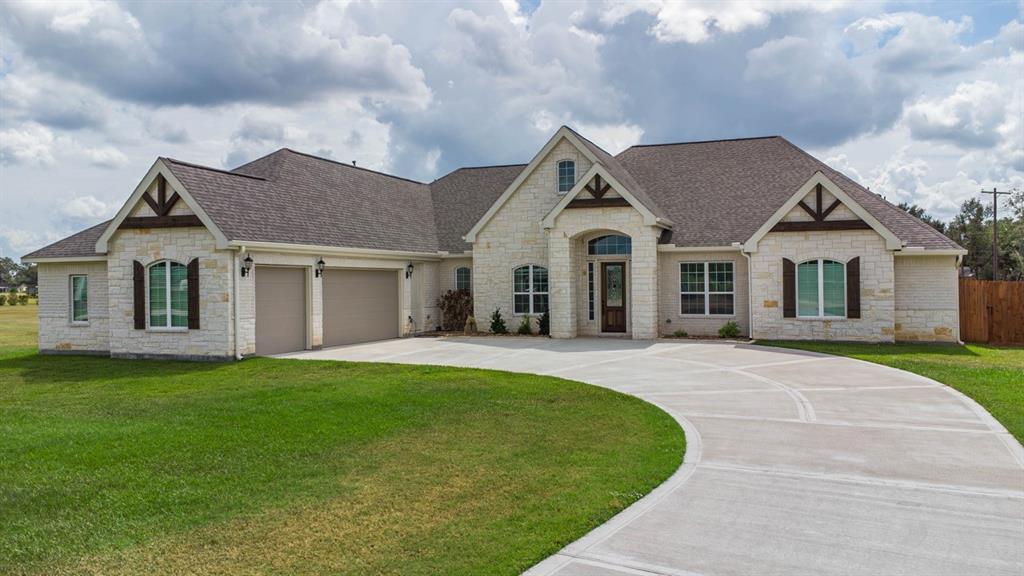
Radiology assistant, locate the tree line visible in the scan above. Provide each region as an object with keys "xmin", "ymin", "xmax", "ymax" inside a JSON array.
[{"xmin": 0, "ymin": 257, "xmax": 37, "ymax": 288}]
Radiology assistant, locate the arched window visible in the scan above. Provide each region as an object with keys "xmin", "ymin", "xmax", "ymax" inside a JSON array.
[
  {"xmin": 588, "ymin": 235, "xmax": 632, "ymax": 255},
  {"xmin": 797, "ymin": 259, "xmax": 845, "ymax": 318},
  {"xmin": 557, "ymin": 159, "xmax": 576, "ymax": 193},
  {"xmin": 149, "ymin": 260, "xmax": 188, "ymax": 328},
  {"xmin": 455, "ymin": 266, "xmax": 471, "ymax": 291},
  {"xmin": 513, "ymin": 265, "xmax": 548, "ymax": 315}
]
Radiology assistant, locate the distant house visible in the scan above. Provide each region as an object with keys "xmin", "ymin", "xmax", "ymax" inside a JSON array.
[{"xmin": 23, "ymin": 126, "xmax": 965, "ymax": 360}]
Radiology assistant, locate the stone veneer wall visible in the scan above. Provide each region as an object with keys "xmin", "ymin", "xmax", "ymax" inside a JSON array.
[
  {"xmin": 37, "ymin": 261, "xmax": 110, "ymax": 353},
  {"xmin": 657, "ymin": 251, "xmax": 749, "ymax": 337},
  {"xmin": 438, "ymin": 257, "xmax": 472, "ymax": 329},
  {"xmin": 107, "ymin": 226, "xmax": 234, "ymax": 359},
  {"xmin": 749, "ymin": 230, "xmax": 895, "ymax": 342},
  {"xmin": 894, "ymin": 255, "xmax": 959, "ymax": 342},
  {"xmin": 473, "ymin": 139, "xmax": 592, "ymax": 329},
  {"xmin": 412, "ymin": 260, "xmax": 440, "ymax": 332}
]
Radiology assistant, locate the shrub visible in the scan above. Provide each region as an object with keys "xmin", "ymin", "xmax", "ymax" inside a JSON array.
[
  {"xmin": 2, "ymin": 294, "xmax": 12, "ymax": 306},
  {"xmin": 0, "ymin": 294, "xmax": 6, "ymax": 306},
  {"xmin": 673, "ymin": 329, "xmax": 688, "ymax": 338},
  {"xmin": 538, "ymin": 311, "xmax": 550, "ymax": 336},
  {"xmin": 490, "ymin": 308, "xmax": 508, "ymax": 334},
  {"xmin": 718, "ymin": 320, "xmax": 741, "ymax": 338},
  {"xmin": 464, "ymin": 316, "xmax": 478, "ymax": 334},
  {"xmin": 437, "ymin": 289, "xmax": 473, "ymax": 331},
  {"xmin": 517, "ymin": 315, "xmax": 533, "ymax": 335},
  {"xmin": 17, "ymin": 294, "xmax": 29, "ymax": 305}
]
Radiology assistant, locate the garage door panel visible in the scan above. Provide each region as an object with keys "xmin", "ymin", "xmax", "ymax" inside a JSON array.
[
  {"xmin": 255, "ymin": 267, "xmax": 306, "ymax": 355},
  {"xmin": 323, "ymin": 269, "xmax": 399, "ymax": 347}
]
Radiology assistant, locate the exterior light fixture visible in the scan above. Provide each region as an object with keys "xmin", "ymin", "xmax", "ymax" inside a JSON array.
[
  {"xmin": 241, "ymin": 254, "xmax": 253, "ymax": 277},
  {"xmin": 315, "ymin": 258, "xmax": 326, "ymax": 278},
  {"xmin": 406, "ymin": 263, "xmax": 414, "ymax": 279}
]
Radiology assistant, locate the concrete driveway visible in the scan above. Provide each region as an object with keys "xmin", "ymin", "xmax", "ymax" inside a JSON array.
[{"xmin": 281, "ymin": 337, "xmax": 1024, "ymax": 576}]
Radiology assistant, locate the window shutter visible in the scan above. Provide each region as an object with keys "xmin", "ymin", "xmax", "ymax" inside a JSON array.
[
  {"xmin": 846, "ymin": 257, "xmax": 861, "ymax": 319},
  {"xmin": 782, "ymin": 258, "xmax": 796, "ymax": 318},
  {"xmin": 133, "ymin": 260, "xmax": 145, "ymax": 329},
  {"xmin": 187, "ymin": 258, "xmax": 200, "ymax": 329}
]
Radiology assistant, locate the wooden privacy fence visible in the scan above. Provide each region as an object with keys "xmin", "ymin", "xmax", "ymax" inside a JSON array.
[{"xmin": 959, "ymin": 278, "xmax": 1024, "ymax": 345}]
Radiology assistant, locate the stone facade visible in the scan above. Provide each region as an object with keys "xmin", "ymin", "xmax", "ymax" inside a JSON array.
[
  {"xmin": 37, "ymin": 261, "xmax": 110, "ymax": 353},
  {"xmin": 657, "ymin": 250, "xmax": 749, "ymax": 337},
  {"xmin": 894, "ymin": 255, "xmax": 960, "ymax": 342},
  {"xmin": 749, "ymin": 230, "xmax": 895, "ymax": 342}
]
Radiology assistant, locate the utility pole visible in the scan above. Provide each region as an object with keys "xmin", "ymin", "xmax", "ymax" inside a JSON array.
[{"xmin": 980, "ymin": 187, "xmax": 1011, "ymax": 280}]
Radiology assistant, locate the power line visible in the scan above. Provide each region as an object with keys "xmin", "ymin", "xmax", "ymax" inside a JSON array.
[{"xmin": 980, "ymin": 187, "xmax": 1012, "ymax": 280}]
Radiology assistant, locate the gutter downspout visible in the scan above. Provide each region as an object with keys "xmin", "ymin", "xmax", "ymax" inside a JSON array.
[
  {"xmin": 735, "ymin": 242, "xmax": 753, "ymax": 340},
  {"xmin": 233, "ymin": 246, "xmax": 245, "ymax": 360}
]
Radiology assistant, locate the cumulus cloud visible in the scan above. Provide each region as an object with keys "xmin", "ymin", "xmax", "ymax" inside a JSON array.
[
  {"xmin": 82, "ymin": 146, "xmax": 129, "ymax": 169},
  {"xmin": 0, "ymin": 123, "xmax": 56, "ymax": 166},
  {"xmin": 903, "ymin": 81, "xmax": 1006, "ymax": 148},
  {"xmin": 844, "ymin": 13, "xmax": 997, "ymax": 76},
  {"xmin": 61, "ymin": 195, "xmax": 114, "ymax": 219}
]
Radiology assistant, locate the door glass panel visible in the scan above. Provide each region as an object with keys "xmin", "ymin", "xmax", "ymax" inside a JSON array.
[{"xmin": 606, "ymin": 265, "xmax": 623, "ymax": 307}]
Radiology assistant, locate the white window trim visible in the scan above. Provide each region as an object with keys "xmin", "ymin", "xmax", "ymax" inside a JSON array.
[
  {"xmin": 796, "ymin": 258, "xmax": 847, "ymax": 319},
  {"xmin": 556, "ymin": 158, "xmax": 576, "ymax": 195},
  {"xmin": 69, "ymin": 274, "xmax": 88, "ymax": 325},
  {"xmin": 679, "ymin": 261, "xmax": 735, "ymax": 317},
  {"xmin": 512, "ymin": 264, "xmax": 548, "ymax": 315},
  {"xmin": 454, "ymin": 266, "xmax": 471, "ymax": 292},
  {"xmin": 148, "ymin": 260, "xmax": 188, "ymax": 331}
]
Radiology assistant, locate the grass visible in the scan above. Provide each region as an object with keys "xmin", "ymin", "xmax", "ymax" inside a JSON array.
[
  {"xmin": 0, "ymin": 306, "xmax": 684, "ymax": 575},
  {"xmin": 760, "ymin": 340, "xmax": 1024, "ymax": 443}
]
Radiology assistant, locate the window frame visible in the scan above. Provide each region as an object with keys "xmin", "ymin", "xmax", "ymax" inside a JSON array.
[
  {"xmin": 147, "ymin": 260, "xmax": 189, "ymax": 331},
  {"xmin": 512, "ymin": 264, "xmax": 549, "ymax": 315},
  {"xmin": 587, "ymin": 234, "xmax": 632, "ymax": 256},
  {"xmin": 678, "ymin": 261, "xmax": 735, "ymax": 317},
  {"xmin": 69, "ymin": 274, "xmax": 88, "ymax": 324},
  {"xmin": 796, "ymin": 258, "xmax": 847, "ymax": 319},
  {"xmin": 556, "ymin": 159, "xmax": 576, "ymax": 194},
  {"xmin": 454, "ymin": 266, "xmax": 471, "ymax": 292}
]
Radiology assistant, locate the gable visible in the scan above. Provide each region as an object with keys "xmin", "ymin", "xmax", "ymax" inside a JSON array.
[{"xmin": 541, "ymin": 164, "xmax": 665, "ymax": 229}]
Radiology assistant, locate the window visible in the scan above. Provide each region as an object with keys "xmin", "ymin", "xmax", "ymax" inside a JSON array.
[
  {"xmin": 70, "ymin": 275, "xmax": 88, "ymax": 323},
  {"xmin": 587, "ymin": 262, "xmax": 595, "ymax": 320},
  {"xmin": 797, "ymin": 259, "xmax": 845, "ymax": 318},
  {"xmin": 149, "ymin": 261, "xmax": 188, "ymax": 328},
  {"xmin": 513, "ymin": 265, "xmax": 548, "ymax": 314},
  {"xmin": 455, "ymin": 266, "xmax": 471, "ymax": 291},
  {"xmin": 680, "ymin": 262, "xmax": 734, "ymax": 315},
  {"xmin": 557, "ymin": 160, "xmax": 576, "ymax": 193},
  {"xmin": 588, "ymin": 235, "xmax": 632, "ymax": 255}
]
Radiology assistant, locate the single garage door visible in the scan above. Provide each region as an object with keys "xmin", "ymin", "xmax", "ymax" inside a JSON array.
[
  {"xmin": 323, "ymin": 269, "xmax": 399, "ymax": 347},
  {"xmin": 255, "ymin": 267, "xmax": 307, "ymax": 355}
]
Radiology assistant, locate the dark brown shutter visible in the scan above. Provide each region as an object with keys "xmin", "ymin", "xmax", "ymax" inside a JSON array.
[
  {"xmin": 783, "ymin": 258, "xmax": 796, "ymax": 318},
  {"xmin": 846, "ymin": 257, "xmax": 861, "ymax": 319},
  {"xmin": 133, "ymin": 260, "xmax": 145, "ymax": 329},
  {"xmin": 187, "ymin": 258, "xmax": 200, "ymax": 329}
]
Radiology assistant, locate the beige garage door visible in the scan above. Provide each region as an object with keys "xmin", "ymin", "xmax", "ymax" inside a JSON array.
[
  {"xmin": 255, "ymin": 267, "xmax": 307, "ymax": 355},
  {"xmin": 323, "ymin": 269, "xmax": 399, "ymax": 348}
]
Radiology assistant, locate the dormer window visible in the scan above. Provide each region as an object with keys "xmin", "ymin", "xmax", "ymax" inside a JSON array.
[{"xmin": 557, "ymin": 160, "xmax": 575, "ymax": 193}]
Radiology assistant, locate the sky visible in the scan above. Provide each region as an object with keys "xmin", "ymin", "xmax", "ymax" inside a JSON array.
[{"xmin": 1, "ymin": 0, "xmax": 1021, "ymax": 258}]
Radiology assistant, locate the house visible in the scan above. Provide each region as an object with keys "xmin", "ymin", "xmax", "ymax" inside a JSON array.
[{"xmin": 23, "ymin": 126, "xmax": 965, "ymax": 360}]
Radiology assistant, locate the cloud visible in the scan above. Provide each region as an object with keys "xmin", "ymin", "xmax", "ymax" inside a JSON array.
[
  {"xmin": 61, "ymin": 195, "xmax": 114, "ymax": 219},
  {"xmin": 844, "ymin": 13, "xmax": 996, "ymax": 76},
  {"xmin": 0, "ymin": 123, "xmax": 56, "ymax": 166},
  {"xmin": 903, "ymin": 81, "xmax": 1006, "ymax": 148},
  {"xmin": 82, "ymin": 146, "xmax": 129, "ymax": 169}
]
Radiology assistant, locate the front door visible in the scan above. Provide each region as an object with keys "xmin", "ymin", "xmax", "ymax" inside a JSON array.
[{"xmin": 601, "ymin": 262, "xmax": 626, "ymax": 333}]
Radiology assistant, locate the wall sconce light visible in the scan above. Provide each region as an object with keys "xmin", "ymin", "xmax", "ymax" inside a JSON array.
[
  {"xmin": 405, "ymin": 263, "xmax": 414, "ymax": 279},
  {"xmin": 240, "ymin": 254, "xmax": 253, "ymax": 277},
  {"xmin": 315, "ymin": 258, "xmax": 325, "ymax": 278}
]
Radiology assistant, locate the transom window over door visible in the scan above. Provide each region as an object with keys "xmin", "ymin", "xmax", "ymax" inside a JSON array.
[
  {"xmin": 149, "ymin": 260, "xmax": 188, "ymax": 328},
  {"xmin": 557, "ymin": 160, "xmax": 576, "ymax": 193},
  {"xmin": 797, "ymin": 259, "xmax": 845, "ymax": 317},
  {"xmin": 588, "ymin": 235, "xmax": 632, "ymax": 255},
  {"xmin": 455, "ymin": 266, "xmax": 471, "ymax": 291},
  {"xmin": 513, "ymin": 265, "xmax": 548, "ymax": 314},
  {"xmin": 680, "ymin": 262, "xmax": 734, "ymax": 315}
]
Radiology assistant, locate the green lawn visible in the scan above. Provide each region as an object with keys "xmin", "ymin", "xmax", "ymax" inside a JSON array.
[
  {"xmin": 0, "ymin": 306, "xmax": 684, "ymax": 575},
  {"xmin": 760, "ymin": 340, "xmax": 1024, "ymax": 443}
]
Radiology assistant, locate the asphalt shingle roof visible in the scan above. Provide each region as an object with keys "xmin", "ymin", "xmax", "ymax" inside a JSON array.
[{"xmin": 24, "ymin": 131, "xmax": 961, "ymax": 260}]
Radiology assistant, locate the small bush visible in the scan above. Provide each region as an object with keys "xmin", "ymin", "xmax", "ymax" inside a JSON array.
[
  {"xmin": 437, "ymin": 289, "xmax": 473, "ymax": 331},
  {"xmin": 464, "ymin": 316, "xmax": 478, "ymax": 334},
  {"xmin": 490, "ymin": 308, "xmax": 508, "ymax": 334},
  {"xmin": 517, "ymin": 315, "xmax": 533, "ymax": 335},
  {"xmin": 0, "ymin": 294, "xmax": 6, "ymax": 306},
  {"xmin": 17, "ymin": 294, "xmax": 29, "ymax": 305},
  {"xmin": 718, "ymin": 320, "xmax": 741, "ymax": 338},
  {"xmin": 673, "ymin": 329, "xmax": 688, "ymax": 338},
  {"xmin": 538, "ymin": 311, "xmax": 550, "ymax": 336},
  {"xmin": 2, "ymin": 294, "xmax": 13, "ymax": 306}
]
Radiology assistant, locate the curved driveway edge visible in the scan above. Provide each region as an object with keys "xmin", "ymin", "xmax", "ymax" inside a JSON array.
[{"xmin": 280, "ymin": 337, "xmax": 1024, "ymax": 576}]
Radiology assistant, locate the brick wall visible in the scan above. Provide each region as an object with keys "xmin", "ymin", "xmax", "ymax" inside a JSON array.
[
  {"xmin": 657, "ymin": 251, "xmax": 749, "ymax": 337},
  {"xmin": 37, "ymin": 261, "xmax": 110, "ymax": 353},
  {"xmin": 894, "ymin": 255, "xmax": 959, "ymax": 342}
]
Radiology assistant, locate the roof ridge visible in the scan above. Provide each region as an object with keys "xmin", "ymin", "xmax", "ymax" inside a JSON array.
[
  {"xmin": 279, "ymin": 148, "xmax": 427, "ymax": 186},
  {"xmin": 163, "ymin": 157, "xmax": 267, "ymax": 181},
  {"xmin": 623, "ymin": 135, "xmax": 781, "ymax": 151}
]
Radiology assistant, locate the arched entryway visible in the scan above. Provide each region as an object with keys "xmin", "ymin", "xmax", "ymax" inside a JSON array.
[{"xmin": 584, "ymin": 233, "xmax": 632, "ymax": 334}]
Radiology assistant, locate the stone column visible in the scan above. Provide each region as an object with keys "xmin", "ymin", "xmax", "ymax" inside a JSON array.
[
  {"xmin": 630, "ymin": 227, "xmax": 659, "ymax": 339},
  {"xmin": 548, "ymin": 231, "xmax": 577, "ymax": 338}
]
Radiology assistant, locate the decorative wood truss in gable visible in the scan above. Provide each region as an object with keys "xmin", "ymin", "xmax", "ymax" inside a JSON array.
[
  {"xmin": 566, "ymin": 174, "xmax": 630, "ymax": 209},
  {"xmin": 119, "ymin": 175, "xmax": 203, "ymax": 229},
  {"xmin": 770, "ymin": 183, "xmax": 871, "ymax": 232}
]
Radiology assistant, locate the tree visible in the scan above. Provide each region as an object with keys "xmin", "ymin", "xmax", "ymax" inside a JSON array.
[
  {"xmin": 897, "ymin": 202, "xmax": 946, "ymax": 234},
  {"xmin": 947, "ymin": 196, "xmax": 1024, "ymax": 280}
]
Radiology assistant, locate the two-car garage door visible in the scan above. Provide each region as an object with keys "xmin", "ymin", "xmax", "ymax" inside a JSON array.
[{"xmin": 254, "ymin": 266, "xmax": 399, "ymax": 355}]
